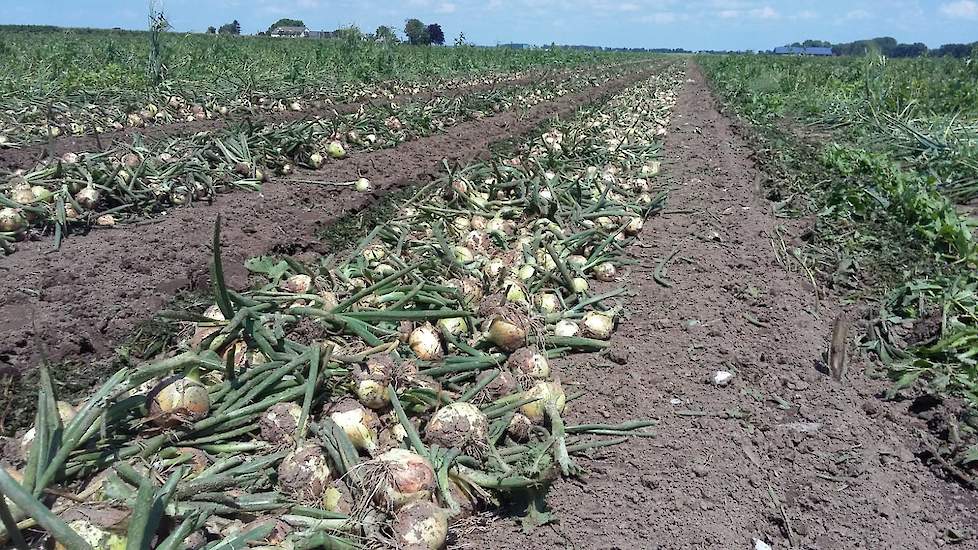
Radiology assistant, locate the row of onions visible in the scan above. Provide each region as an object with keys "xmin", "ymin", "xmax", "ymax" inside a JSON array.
[
  {"xmin": 0, "ymin": 62, "xmax": 649, "ymax": 255},
  {"xmin": 0, "ymin": 67, "xmax": 554, "ymax": 147},
  {"xmin": 0, "ymin": 63, "xmax": 684, "ymax": 549}
]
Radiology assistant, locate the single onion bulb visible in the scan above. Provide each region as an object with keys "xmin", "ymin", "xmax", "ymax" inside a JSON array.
[
  {"xmin": 582, "ymin": 311, "xmax": 615, "ymax": 340},
  {"xmin": 259, "ymin": 402, "xmax": 301, "ymax": 446},
  {"xmin": 146, "ymin": 371, "xmax": 211, "ymax": 427},
  {"xmin": 424, "ymin": 402, "xmax": 489, "ymax": 455},
  {"xmin": 520, "ymin": 380, "xmax": 566, "ymax": 423},
  {"xmin": 485, "ymin": 314, "xmax": 528, "ymax": 352},
  {"xmin": 326, "ymin": 141, "xmax": 346, "ymax": 159},
  {"xmin": 327, "ymin": 399, "xmax": 380, "ymax": 453},
  {"xmin": 593, "ymin": 262, "xmax": 616, "ymax": 282},
  {"xmin": 366, "ymin": 448, "xmax": 436, "ymax": 508},
  {"xmin": 554, "ymin": 319, "xmax": 579, "ymax": 337},
  {"xmin": 505, "ymin": 347, "xmax": 551, "ymax": 380},
  {"xmin": 394, "ymin": 501, "xmax": 449, "ymax": 550},
  {"xmin": 55, "ymin": 520, "xmax": 127, "ymax": 550},
  {"xmin": 277, "ymin": 445, "xmax": 332, "ymax": 501},
  {"xmin": 409, "ymin": 323, "xmax": 443, "ymax": 361}
]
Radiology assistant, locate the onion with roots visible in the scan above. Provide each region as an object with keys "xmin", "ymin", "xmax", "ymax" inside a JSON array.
[
  {"xmin": 327, "ymin": 399, "xmax": 380, "ymax": 453},
  {"xmin": 566, "ymin": 254, "xmax": 587, "ymax": 271},
  {"xmin": 356, "ymin": 377, "xmax": 390, "ymax": 410},
  {"xmin": 520, "ymin": 380, "xmax": 567, "ymax": 423},
  {"xmin": 366, "ymin": 448, "xmax": 436, "ymax": 509},
  {"xmin": 409, "ymin": 323, "xmax": 443, "ymax": 361},
  {"xmin": 277, "ymin": 444, "xmax": 332, "ymax": 501},
  {"xmin": 582, "ymin": 311, "xmax": 615, "ymax": 340},
  {"xmin": 505, "ymin": 347, "xmax": 551, "ymax": 381},
  {"xmin": 147, "ymin": 370, "xmax": 211, "ymax": 427},
  {"xmin": 258, "ymin": 402, "xmax": 301, "ymax": 446},
  {"xmin": 394, "ymin": 501, "xmax": 449, "ymax": 550},
  {"xmin": 424, "ymin": 402, "xmax": 489, "ymax": 455}
]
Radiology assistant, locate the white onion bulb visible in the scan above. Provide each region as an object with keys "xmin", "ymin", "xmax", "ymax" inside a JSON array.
[
  {"xmin": 409, "ymin": 324, "xmax": 443, "ymax": 361},
  {"xmin": 520, "ymin": 381, "xmax": 566, "ymax": 423},
  {"xmin": 582, "ymin": 311, "xmax": 615, "ymax": 340}
]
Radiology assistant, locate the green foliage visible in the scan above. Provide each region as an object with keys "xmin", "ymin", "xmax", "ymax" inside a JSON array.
[
  {"xmin": 700, "ymin": 53, "xmax": 978, "ymax": 459},
  {"xmin": 426, "ymin": 24, "xmax": 445, "ymax": 46},
  {"xmin": 268, "ymin": 18, "xmax": 304, "ymax": 33},
  {"xmin": 218, "ymin": 20, "xmax": 241, "ymax": 35},
  {"xmin": 404, "ymin": 18, "xmax": 429, "ymax": 46}
]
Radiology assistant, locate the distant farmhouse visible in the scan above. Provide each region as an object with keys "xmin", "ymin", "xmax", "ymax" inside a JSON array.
[
  {"xmin": 270, "ymin": 25, "xmax": 309, "ymax": 38},
  {"xmin": 773, "ymin": 46, "xmax": 833, "ymax": 56}
]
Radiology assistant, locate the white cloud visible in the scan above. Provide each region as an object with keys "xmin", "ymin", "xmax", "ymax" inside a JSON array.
[
  {"xmin": 940, "ymin": 0, "xmax": 978, "ymax": 19},
  {"xmin": 843, "ymin": 8, "xmax": 871, "ymax": 20},
  {"xmin": 750, "ymin": 6, "xmax": 779, "ymax": 19},
  {"xmin": 436, "ymin": 2, "xmax": 457, "ymax": 13},
  {"xmin": 618, "ymin": 2, "xmax": 642, "ymax": 11},
  {"xmin": 640, "ymin": 11, "xmax": 679, "ymax": 23},
  {"xmin": 718, "ymin": 9, "xmax": 739, "ymax": 18}
]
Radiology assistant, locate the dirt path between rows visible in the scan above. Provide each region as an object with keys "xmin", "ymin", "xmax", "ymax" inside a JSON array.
[
  {"xmin": 466, "ymin": 63, "xmax": 977, "ymax": 549},
  {"xmin": 0, "ymin": 63, "xmax": 665, "ymax": 378}
]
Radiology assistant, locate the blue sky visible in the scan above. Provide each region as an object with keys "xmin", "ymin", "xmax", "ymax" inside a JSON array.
[{"xmin": 1, "ymin": 0, "xmax": 975, "ymax": 50}]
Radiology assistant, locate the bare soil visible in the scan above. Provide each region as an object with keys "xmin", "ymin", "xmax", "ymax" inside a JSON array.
[
  {"xmin": 0, "ymin": 63, "xmax": 664, "ymax": 379},
  {"xmin": 463, "ymin": 63, "xmax": 978, "ymax": 549}
]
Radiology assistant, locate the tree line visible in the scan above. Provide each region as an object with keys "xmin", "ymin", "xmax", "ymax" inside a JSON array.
[
  {"xmin": 203, "ymin": 18, "xmax": 446, "ymax": 45},
  {"xmin": 787, "ymin": 37, "xmax": 978, "ymax": 58}
]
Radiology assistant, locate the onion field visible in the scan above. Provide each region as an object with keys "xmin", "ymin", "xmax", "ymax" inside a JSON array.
[
  {"xmin": 0, "ymin": 25, "xmax": 684, "ymax": 549},
  {"xmin": 4, "ymin": 22, "xmax": 978, "ymax": 549}
]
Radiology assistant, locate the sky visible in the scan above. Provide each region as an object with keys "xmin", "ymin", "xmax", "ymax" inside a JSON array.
[{"xmin": 0, "ymin": 0, "xmax": 975, "ymax": 51}]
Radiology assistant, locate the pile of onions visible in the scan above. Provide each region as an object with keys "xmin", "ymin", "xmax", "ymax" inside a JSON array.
[
  {"xmin": 146, "ymin": 370, "xmax": 211, "ymax": 427},
  {"xmin": 277, "ymin": 445, "xmax": 332, "ymax": 501}
]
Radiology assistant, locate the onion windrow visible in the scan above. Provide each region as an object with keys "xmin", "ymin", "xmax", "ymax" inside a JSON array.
[
  {"xmin": 0, "ymin": 65, "xmax": 684, "ymax": 548},
  {"xmin": 1, "ymin": 62, "xmax": 652, "ymax": 254}
]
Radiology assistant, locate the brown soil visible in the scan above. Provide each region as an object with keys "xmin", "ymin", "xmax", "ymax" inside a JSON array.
[
  {"xmin": 0, "ymin": 61, "xmax": 645, "ymax": 172},
  {"xmin": 0, "ymin": 63, "xmax": 664, "ymax": 377},
  {"xmin": 463, "ymin": 63, "xmax": 978, "ymax": 549}
]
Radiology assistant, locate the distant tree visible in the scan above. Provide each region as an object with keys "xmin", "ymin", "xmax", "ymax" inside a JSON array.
[
  {"xmin": 454, "ymin": 32, "xmax": 467, "ymax": 47},
  {"xmin": 268, "ymin": 18, "xmax": 305, "ymax": 33},
  {"xmin": 404, "ymin": 19, "xmax": 429, "ymax": 45},
  {"xmin": 218, "ymin": 20, "xmax": 240, "ymax": 35},
  {"xmin": 375, "ymin": 25, "xmax": 399, "ymax": 43},
  {"xmin": 206, "ymin": 26, "xmax": 217, "ymax": 34},
  {"xmin": 426, "ymin": 23, "xmax": 445, "ymax": 45}
]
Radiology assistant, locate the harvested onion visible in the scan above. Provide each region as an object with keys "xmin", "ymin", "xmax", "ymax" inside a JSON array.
[
  {"xmin": 394, "ymin": 501, "xmax": 449, "ymax": 550},
  {"xmin": 424, "ymin": 402, "xmax": 489, "ymax": 454},
  {"xmin": 147, "ymin": 371, "xmax": 210, "ymax": 427},
  {"xmin": 259, "ymin": 402, "xmax": 301, "ymax": 446},
  {"xmin": 582, "ymin": 311, "xmax": 615, "ymax": 340},
  {"xmin": 366, "ymin": 448, "xmax": 436, "ymax": 508},
  {"xmin": 520, "ymin": 380, "xmax": 566, "ymax": 423},
  {"xmin": 277, "ymin": 445, "xmax": 332, "ymax": 501},
  {"xmin": 409, "ymin": 324, "xmax": 443, "ymax": 361}
]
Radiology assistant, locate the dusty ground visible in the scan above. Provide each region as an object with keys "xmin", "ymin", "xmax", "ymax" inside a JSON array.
[
  {"xmin": 465, "ymin": 63, "xmax": 978, "ymax": 549},
  {"xmin": 0, "ymin": 62, "xmax": 665, "ymax": 375}
]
